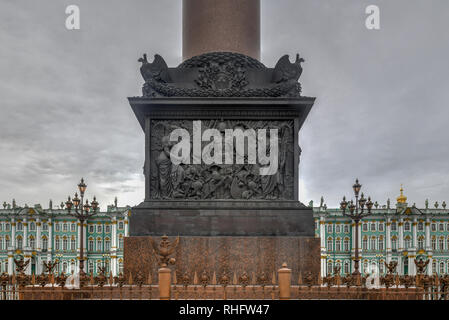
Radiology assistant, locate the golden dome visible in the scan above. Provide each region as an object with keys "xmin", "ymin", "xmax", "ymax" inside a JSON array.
[{"xmin": 397, "ymin": 185, "xmax": 407, "ymax": 204}]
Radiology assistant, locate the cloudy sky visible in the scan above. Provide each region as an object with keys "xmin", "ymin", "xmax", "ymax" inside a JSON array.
[{"xmin": 0, "ymin": 0, "xmax": 448, "ymax": 210}]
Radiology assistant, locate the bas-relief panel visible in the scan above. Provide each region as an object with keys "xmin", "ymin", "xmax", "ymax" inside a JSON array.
[{"xmin": 148, "ymin": 119, "xmax": 295, "ymax": 200}]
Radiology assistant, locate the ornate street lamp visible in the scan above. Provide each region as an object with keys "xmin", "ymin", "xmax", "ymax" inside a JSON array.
[
  {"xmin": 65, "ymin": 178, "xmax": 99, "ymax": 275},
  {"xmin": 340, "ymin": 178, "xmax": 373, "ymax": 276}
]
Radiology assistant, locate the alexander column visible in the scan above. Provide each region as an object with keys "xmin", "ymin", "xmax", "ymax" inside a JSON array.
[{"xmin": 125, "ymin": 0, "xmax": 319, "ymax": 283}]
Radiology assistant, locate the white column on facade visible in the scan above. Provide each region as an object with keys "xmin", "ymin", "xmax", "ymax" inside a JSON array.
[
  {"xmin": 8, "ymin": 254, "xmax": 13, "ymax": 274},
  {"xmin": 48, "ymin": 219, "xmax": 53, "ymax": 251},
  {"xmin": 124, "ymin": 215, "xmax": 129, "ymax": 237},
  {"xmin": 319, "ymin": 217, "xmax": 326, "ymax": 276},
  {"xmin": 412, "ymin": 219, "xmax": 417, "ymax": 249},
  {"xmin": 36, "ymin": 218, "xmax": 41, "ymax": 274},
  {"xmin": 425, "ymin": 219, "xmax": 431, "ymax": 249},
  {"xmin": 386, "ymin": 218, "xmax": 391, "ymax": 263},
  {"xmin": 11, "ymin": 218, "xmax": 16, "ymax": 250},
  {"xmin": 111, "ymin": 216, "xmax": 117, "ymax": 276},
  {"xmin": 398, "ymin": 218, "xmax": 404, "ymax": 251},
  {"xmin": 36, "ymin": 219, "xmax": 41, "ymax": 250},
  {"xmin": 23, "ymin": 219, "xmax": 28, "ymax": 249},
  {"xmin": 425, "ymin": 218, "xmax": 432, "ymax": 275}
]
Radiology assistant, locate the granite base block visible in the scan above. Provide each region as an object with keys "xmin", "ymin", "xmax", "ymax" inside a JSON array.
[{"xmin": 124, "ymin": 236, "xmax": 320, "ymax": 284}]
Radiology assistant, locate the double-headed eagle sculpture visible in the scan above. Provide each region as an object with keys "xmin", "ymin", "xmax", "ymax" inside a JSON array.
[{"xmin": 149, "ymin": 235, "xmax": 180, "ymax": 267}]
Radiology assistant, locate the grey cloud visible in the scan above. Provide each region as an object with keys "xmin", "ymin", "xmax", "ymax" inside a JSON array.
[{"xmin": 0, "ymin": 0, "xmax": 448, "ymax": 209}]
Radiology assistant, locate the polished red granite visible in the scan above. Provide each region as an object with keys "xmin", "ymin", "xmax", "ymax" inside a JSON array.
[{"xmin": 124, "ymin": 236, "xmax": 320, "ymax": 284}]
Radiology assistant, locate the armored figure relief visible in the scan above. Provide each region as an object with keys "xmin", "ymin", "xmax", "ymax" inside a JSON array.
[{"xmin": 149, "ymin": 120, "xmax": 295, "ymax": 200}]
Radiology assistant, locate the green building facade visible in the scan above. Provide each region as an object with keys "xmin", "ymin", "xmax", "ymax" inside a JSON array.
[
  {"xmin": 313, "ymin": 188, "xmax": 449, "ymax": 277},
  {"xmin": 0, "ymin": 200, "xmax": 129, "ymax": 276}
]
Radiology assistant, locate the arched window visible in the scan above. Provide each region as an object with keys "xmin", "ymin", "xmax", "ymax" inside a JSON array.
[
  {"xmin": 418, "ymin": 237, "xmax": 424, "ymax": 249},
  {"xmin": 432, "ymin": 238, "xmax": 437, "ymax": 251},
  {"xmin": 5, "ymin": 223, "xmax": 10, "ymax": 231},
  {"xmin": 55, "ymin": 238, "xmax": 60, "ymax": 251},
  {"xmin": 63, "ymin": 238, "xmax": 68, "ymax": 251},
  {"xmin": 335, "ymin": 262, "xmax": 341, "ymax": 275},
  {"xmin": 418, "ymin": 222, "xmax": 424, "ymax": 231},
  {"xmin": 404, "ymin": 237, "xmax": 411, "ymax": 249},
  {"xmin": 105, "ymin": 260, "xmax": 110, "ymax": 273},
  {"xmin": 327, "ymin": 261, "xmax": 333, "ymax": 275},
  {"xmin": 439, "ymin": 223, "xmax": 444, "ymax": 232},
  {"xmin": 55, "ymin": 223, "xmax": 60, "ymax": 232},
  {"xmin": 327, "ymin": 238, "xmax": 333, "ymax": 251},
  {"xmin": 362, "ymin": 223, "xmax": 368, "ymax": 232},
  {"xmin": 5, "ymin": 237, "xmax": 10, "ymax": 250},
  {"xmin": 379, "ymin": 261, "xmax": 385, "ymax": 274},
  {"xmin": 42, "ymin": 237, "xmax": 48, "ymax": 251},
  {"xmin": 370, "ymin": 222, "xmax": 376, "ymax": 231},
  {"xmin": 71, "ymin": 238, "xmax": 76, "ymax": 251},
  {"xmin": 88, "ymin": 238, "xmax": 94, "ymax": 252},
  {"xmin": 378, "ymin": 238, "xmax": 384, "ymax": 251},
  {"xmin": 17, "ymin": 222, "xmax": 23, "ymax": 231},
  {"xmin": 29, "ymin": 236, "xmax": 35, "ymax": 249},
  {"xmin": 42, "ymin": 223, "xmax": 48, "ymax": 231},
  {"xmin": 440, "ymin": 262, "xmax": 445, "ymax": 275},
  {"xmin": 343, "ymin": 238, "xmax": 350, "ymax": 252},
  {"xmin": 335, "ymin": 225, "xmax": 341, "ymax": 233},
  {"xmin": 63, "ymin": 223, "xmax": 68, "ymax": 231},
  {"xmin": 344, "ymin": 224, "xmax": 349, "ymax": 233},
  {"xmin": 439, "ymin": 238, "xmax": 444, "ymax": 251},
  {"xmin": 29, "ymin": 222, "xmax": 36, "ymax": 231},
  {"xmin": 391, "ymin": 222, "xmax": 397, "ymax": 231},
  {"xmin": 378, "ymin": 223, "xmax": 384, "ymax": 232},
  {"xmin": 370, "ymin": 237, "xmax": 376, "ymax": 251},
  {"xmin": 16, "ymin": 236, "xmax": 23, "ymax": 249},
  {"xmin": 105, "ymin": 239, "xmax": 111, "ymax": 251},
  {"xmin": 432, "ymin": 261, "xmax": 436, "ymax": 274},
  {"xmin": 97, "ymin": 225, "xmax": 102, "ymax": 233},
  {"xmin": 335, "ymin": 239, "xmax": 341, "ymax": 252},
  {"xmin": 344, "ymin": 261, "xmax": 350, "ymax": 274},
  {"xmin": 97, "ymin": 239, "xmax": 102, "ymax": 252},
  {"xmin": 71, "ymin": 223, "xmax": 76, "ymax": 232},
  {"xmin": 362, "ymin": 238, "xmax": 368, "ymax": 251},
  {"xmin": 391, "ymin": 237, "xmax": 397, "ymax": 251},
  {"xmin": 404, "ymin": 222, "xmax": 410, "ymax": 231},
  {"xmin": 363, "ymin": 262, "xmax": 368, "ymax": 274}
]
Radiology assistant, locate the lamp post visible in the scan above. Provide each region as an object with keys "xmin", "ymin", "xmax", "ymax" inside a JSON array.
[
  {"xmin": 340, "ymin": 179, "xmax": 373, "ymax": 276},
  {"xmin": 65, "ymin": 178, "xmax": 99, "ymax": 275}
]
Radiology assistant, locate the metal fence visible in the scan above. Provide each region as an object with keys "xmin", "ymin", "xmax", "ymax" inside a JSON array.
[{"xmin": 1, "ymin": 265, "xmax": 448, "ymax": 300}]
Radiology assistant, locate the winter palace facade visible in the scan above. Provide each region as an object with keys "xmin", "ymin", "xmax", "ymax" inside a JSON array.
[
  {"xmin": 314, "ymin": 188, "xmax": 449, "ymax": 277},
  {"xmin": 0, "ymin": 199, "xmax": 129, "ymax": 276}
]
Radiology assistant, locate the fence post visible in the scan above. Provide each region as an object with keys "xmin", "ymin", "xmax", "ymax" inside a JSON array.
[
  {"xmin": 159, "ymin": 267, "xmax": 171, "ymax": 300},
  {"xmin": 278, "ymin": 262, "xmax": 291, "ymax": 300}
]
